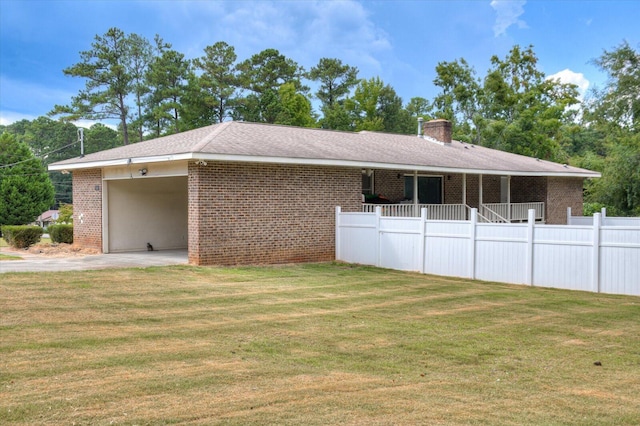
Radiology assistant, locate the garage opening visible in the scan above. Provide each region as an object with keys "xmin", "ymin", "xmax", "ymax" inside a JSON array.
[{"xmin": 106, "ymin": 176, "xmax": 188, "ymax": 253}]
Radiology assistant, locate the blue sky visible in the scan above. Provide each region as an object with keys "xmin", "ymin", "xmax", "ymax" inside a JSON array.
[{"xmin": 1, "ymin": 0, "xmax": 639, "ymax": 126}]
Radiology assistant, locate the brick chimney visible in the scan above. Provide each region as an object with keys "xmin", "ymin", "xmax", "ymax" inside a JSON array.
[{"xmin": 423, "ymin": 119, "xmax": 452, "ymax": 143}]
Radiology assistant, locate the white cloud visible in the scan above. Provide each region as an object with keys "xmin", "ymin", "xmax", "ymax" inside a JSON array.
[
  {"xmin": 0, "ymin": 110, "xmax": 38, "ymax": 126},
  {"xmin": 490, "ymin": 0, "xmax": 528, "ymax": 37},
  {"xmin": 547, "ymin": 69, "xmax": 590, "ymax": 99}
]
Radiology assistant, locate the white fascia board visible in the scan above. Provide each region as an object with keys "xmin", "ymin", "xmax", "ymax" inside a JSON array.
[
  {"xmin": 48, "ymin": 154, "xmax": 192, "ymax": 171},
  {"xmin": 49, "ymin": 152, "xmax": 601, "ymax": 179}
]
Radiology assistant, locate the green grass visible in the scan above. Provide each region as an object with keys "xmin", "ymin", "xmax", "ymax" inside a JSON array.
[
  {"xmin": 0, "ymin": 253, "xmax": 22, "ymax": 260},
  {"xmin": 1, "ymin": 263, "xmax": 639, "ymax": 425}
]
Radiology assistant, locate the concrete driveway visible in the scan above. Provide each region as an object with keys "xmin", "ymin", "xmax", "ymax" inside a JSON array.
[{"xmin": 0, "ymin": 249, "xmax": 188, "ymax": 273}]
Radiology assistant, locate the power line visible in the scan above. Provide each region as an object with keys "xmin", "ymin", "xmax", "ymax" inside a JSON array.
[{"xmin": 0, "ymin": 140, "xmax": 79, "ymax": 169}]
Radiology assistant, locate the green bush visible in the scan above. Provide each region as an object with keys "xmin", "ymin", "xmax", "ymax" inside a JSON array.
[
  {"xmin": 48, "ymin": 224, "xmax": 74, "ymax": 244},
  {"xmin": 1, "ymin": 225, "xmax": 43, "ymax": 249}
]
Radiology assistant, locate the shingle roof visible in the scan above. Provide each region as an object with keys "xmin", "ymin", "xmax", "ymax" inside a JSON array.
[{"xmin": 49, "ymin": 121, "xmax": 600, "ymax": 177}]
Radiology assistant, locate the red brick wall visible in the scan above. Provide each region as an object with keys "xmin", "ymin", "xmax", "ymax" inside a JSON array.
[
  {"xmin": 373, "ymin": 170, "xmax": 405, "ymax": 201},
  {"xmin": 72, "ymin": 169, "xmax": 103, "ymax": 251},
  {"xmin": 511, "ymin": 176, "xmax": 546, "ymax": 203},
  {"xmin": 188, "ymin": 162, "xmax": 362, "ymax": 266},
  {"xmin": 546, "ymin": 177, "xmax": 584, "ymax": 224}
]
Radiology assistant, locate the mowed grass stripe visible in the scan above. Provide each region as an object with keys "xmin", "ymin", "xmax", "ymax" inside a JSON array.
[{"xmin": 1, "ymin": 263, "xmax": 639, "ymax": 425}]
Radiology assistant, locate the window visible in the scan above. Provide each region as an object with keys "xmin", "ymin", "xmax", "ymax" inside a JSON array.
[{"xmin": 404, "ymin": 175, "xmax": 442, "ymax": 204}]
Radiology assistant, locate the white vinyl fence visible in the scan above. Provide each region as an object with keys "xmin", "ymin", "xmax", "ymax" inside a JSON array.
[
  {"xmin": 336, "ymin": 206, "xmax": 640, "ymax": 296},
  {"xmin": 568, "ymin": 207, "xmax": 640, "ymax": 227}
]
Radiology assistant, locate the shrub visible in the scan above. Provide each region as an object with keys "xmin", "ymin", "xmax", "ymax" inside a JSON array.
[
  {"xmin": 49, "ymin": 224, "xmax": 74, "ymax": 244},
  {"xmin": 1, "ymin": 225, "xmax": 43, "ymax": 249}
]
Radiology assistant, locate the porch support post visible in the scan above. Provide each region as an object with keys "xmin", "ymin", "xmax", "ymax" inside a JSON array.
[
  {"xmin": 479, "ymin": 174, "xmax": 483, "ymax": 210},
  {"xmin": 413, "ymin": 170, "xmax": 419, "ymax": 216},
  {"xmin": 507, "ymin": 175, "xmax": 511, "ymax": 222},
  {"xmin": 462, "ymin": 173, "xmax": 467, "ymax": 205}
]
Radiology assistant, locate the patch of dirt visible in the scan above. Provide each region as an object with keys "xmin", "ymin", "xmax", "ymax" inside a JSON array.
[{"xmin": 5, "ymin": 243, "xmax": 100, "ymax": 258}]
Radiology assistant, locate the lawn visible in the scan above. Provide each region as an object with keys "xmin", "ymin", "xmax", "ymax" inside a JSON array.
[{"xmin": 1, "ymin": 263, "xmax": 639, "ymax": 425}]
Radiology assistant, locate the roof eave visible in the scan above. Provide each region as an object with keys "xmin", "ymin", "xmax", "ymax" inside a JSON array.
[
  {"xmin": 48, "ymin": 152, "xmax": 600, "ymax": 179},
  {"xmin": 48, "ymin": 153, "xmax": 195, "ymax": 171}
]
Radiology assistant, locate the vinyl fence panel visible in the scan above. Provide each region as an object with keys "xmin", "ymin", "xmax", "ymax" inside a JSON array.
[
  {"xmin": 532, "ymin": 225, "xmax": 595, "ymax": 292},
  {"xmin": 600, "ymin": 227, "xmax": 640, "ymax": 296},
  {"xmin": 336, "ymin": 207, "xmax": 640, "ymax": 297},
  {"xmin": 423, "ymin": 220, "xmax": 473, "ymax": 278}
]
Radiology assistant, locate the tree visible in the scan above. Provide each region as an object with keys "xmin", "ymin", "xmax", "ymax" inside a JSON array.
[
  {"xmin": 50, "ymin": 28, "xmax": 138, "ymax": 145},
  {"xmin": 128, "ymin": 33, "xmax": 154, "ymax": 142},
  {"xmin": 275, "ymin": 83, "xmax": 317, "ymax": 127},
  {"xmin": 145, "ymin": 36, "xmax": 190, "ymax": 135},
  {"xmin": 580, "ymin": 41, "xmax": 640, "ymax": 215},
  {"xmin": 190, "ymin": 41, "xmax": 238, "ymax": 125},
  {"xmin": 3, "ymin": 117, "xmax": 78, "ymax": 207},
  {"xmin": 431, "ymin": 45, "xmax": 578, "ymax": 161},
  {"xmin": 433, "ymin": 58, "xmax": 482, "ymax": 143},
  {"xmin": 308, "ymin": 58, "xmax": 359, "ymax": 108},
  {"xmin": 234, "ymin": 49, "xmax": 307, "ymax": 123},
  {"xmin": 84, "ymin": 123, "xmax": 119, "ymax": 154},
  {"xmin": 345, "ymin": 77, "xmax": 413, "ymax": 133},
  {"xmin": 587, "ymin": 41, "xmax": 640, "ymax": 132},
  {"xmin": 0, "ymin": 133, "xmax": 55, "ymax": 225},
  {"xmin": 308, "ymin": 58, "xmax": 359, "ymax": 130}
]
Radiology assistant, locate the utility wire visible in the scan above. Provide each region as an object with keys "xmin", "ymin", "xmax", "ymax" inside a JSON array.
[{"xmin": 0, "ymin": 140, "xmax": 79, "ymax": 169}]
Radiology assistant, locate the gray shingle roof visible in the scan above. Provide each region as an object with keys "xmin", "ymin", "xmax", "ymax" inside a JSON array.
[{"xmin": 49, "ymin": 121, "xmax": 600, "ymax": 177}]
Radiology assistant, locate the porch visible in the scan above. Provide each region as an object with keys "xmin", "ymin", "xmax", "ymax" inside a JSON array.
[
  {"xmin": 362, "ymin": 202, "xmax": 545, "ymax": 222},
  {"xmin": 362, "ymin": 170, "xmax": 555, "ymax": 223}
]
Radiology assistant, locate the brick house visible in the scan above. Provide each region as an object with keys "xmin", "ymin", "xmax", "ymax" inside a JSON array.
[{"xmin": 49, "ymin": 120, "xmax": 599, "ymax": 266}]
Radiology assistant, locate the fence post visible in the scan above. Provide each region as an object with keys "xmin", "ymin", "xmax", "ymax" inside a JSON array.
[
  {"xmin": 469, "ymin": 208, "xmax": 477, "ymax": 280},
  {"xmin": 567, "ymin": 207, "xmax": 572, "ymax": 225},
  {"xmin": 526, "ymin": 209, "xmax": 535, "ymax": 286},
  {"xmin": 593, "ymin": 212, "xmax": 601, "ymax": 293},
  {"xmin": 375, "ymin": 206, "xmax": 382, "ymax": 268},
  {"xmin": 418, "ymin": 207, "xmax": 427, "ymax": 273},
  {"xmin": 335, "ymin": 206, "xmax": 341, "ymax": 261}
]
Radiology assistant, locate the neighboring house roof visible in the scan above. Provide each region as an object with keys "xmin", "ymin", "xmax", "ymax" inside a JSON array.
[
  {"xmin": 49, "ymin": 121, "xmax": 600, "ymax": 178},
  {"xmin": 36, "ymin": 210, "xmax": 59, "ymax": 222}
]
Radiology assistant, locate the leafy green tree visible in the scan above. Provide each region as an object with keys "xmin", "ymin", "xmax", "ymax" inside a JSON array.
[
  {"xmin": 50, "ymin": 28, "xmax": 140, "ymax": 145},
  {"xmin": 84, "ymin": 123, "xmax": 119, "ymax": 154},
  {"xmin": 234, "ymin": 49, "xmax": 307, "ymax": 123},
  {"xmin": 275, "ymin": 83, "xmax": 317, "ymax": 127},
  {"xmin": 432, "ymin": 45, "xmax": 578, "ymax": 161},
  {"xmin": 580, "ymin": 42, "xmax": 640, "ymax": 215},
  {"xmin": 433, "ymin": 58, "xmax": 482, "ymax": 142},
  {"xmin": 405, "ymin": 97, "xmax": 433, "ymax": 120},
  {"xmin": 3, "ymin": 117, "xmax": 78, "ymax": 207},
  {"xmin": 0, "ymin": 133, "xmax": 55, "ymax": 226},
  {"xmin": 55, "ymin": 203, "xmax": 73, "ymax": 224},
  {"xmin": 345, "ymin": 77, "xmax": 412, "ymax": 133}
]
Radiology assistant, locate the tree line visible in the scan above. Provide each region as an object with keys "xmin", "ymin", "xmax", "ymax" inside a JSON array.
[{"xmin": 1, "ymin": 27, "xmax": 639, "ymax": 224}]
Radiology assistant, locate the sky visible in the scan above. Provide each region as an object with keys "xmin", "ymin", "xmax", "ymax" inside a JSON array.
[{"xmin": 1, "ymin": 0, "xmax": 639, "ymax": 127}]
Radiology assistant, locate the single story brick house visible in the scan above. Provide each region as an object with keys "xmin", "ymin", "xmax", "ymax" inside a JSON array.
[{"xmin": 49, "ymin": 119, "xmax": 600, "ymax": 266}]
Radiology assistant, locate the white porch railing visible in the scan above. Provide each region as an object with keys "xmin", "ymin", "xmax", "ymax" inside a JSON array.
[
  {"xmin": 363, "ymin": 202, "xmax": 545, "ymax": 222},
  {"xmin": 362, "ymin": 203, "xmax": 468, "ymax": 220},
  {"xmin": 480, "ymin": 202, "xmax": 545, "ymax": 223}
]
